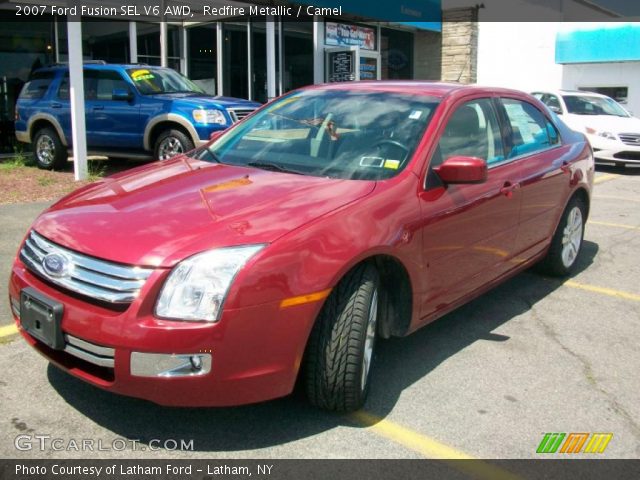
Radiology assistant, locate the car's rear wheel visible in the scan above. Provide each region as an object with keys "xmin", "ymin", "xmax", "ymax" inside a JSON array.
[
  {"xmin": 33, "ymin": 127, "xmax": 67, "ymax": 170},
  {"xmin": 154, "ymin": 129, "xmax": 194, "ymax": 160},
  {"xmin": 538, "ymin": 196, "xmax": 586, "ymax": 276},
  {"xmin": 305, "ymin": 263, "xmax": 380, "ymax": 412}
]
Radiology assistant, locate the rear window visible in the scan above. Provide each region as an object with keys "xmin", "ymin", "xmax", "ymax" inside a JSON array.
[{"xmin": 20, "ymin": 71, "xmax": 55, "ymax": 100}]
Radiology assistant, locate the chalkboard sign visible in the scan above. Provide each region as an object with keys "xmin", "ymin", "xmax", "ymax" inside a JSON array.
[{"xmin": 328, "ymin": 51, "xmax": 355, "ymax": 82}]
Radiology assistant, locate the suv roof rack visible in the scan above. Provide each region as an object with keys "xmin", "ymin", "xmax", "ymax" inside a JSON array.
[{"xmin": 46, "ymin": 60, "xmax": 108, "ymax": 67}]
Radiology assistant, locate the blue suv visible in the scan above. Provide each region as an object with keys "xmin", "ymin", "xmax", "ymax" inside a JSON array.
[{"xmin": 15, "ymin": 62, "xmax": 260, "ymax": 169}]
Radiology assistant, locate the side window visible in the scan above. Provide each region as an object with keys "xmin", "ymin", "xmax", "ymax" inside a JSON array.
[
  {"xmin": 58, "ymin": 74, "xmax": 69, "ymax": 100},
  {"xmin": 84, "ymin": 70, "xmax": 130, "ymax": 101},
  {"xmin": 501, "ymin": 99, "xmax": 554, "ymax": 158},
  {"xmin": 19, "ymin": 72, "xmax": 55, "ymax": 99},
  {"xmin": 546, "ymin": 94, "xmax": 563, "ymax": 113},
  {"xmin": 432, "ymin": 98, "xmax": 504, "ymax": 168}
]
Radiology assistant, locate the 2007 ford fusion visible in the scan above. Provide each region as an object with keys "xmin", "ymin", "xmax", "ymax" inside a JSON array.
[{"xmin": 9, "ymin": 82, "xmax": 593, "ymax": 411}]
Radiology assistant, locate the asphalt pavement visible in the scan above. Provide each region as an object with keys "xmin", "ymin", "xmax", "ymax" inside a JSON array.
[{"xmin": 0, "ymin": 168, "xmax": 638, "ymax": 461}]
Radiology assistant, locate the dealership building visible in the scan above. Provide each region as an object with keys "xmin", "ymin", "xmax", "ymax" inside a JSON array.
[{"xmin": 0, "ymin": 0, "xmax": 634, "ymax": 159}]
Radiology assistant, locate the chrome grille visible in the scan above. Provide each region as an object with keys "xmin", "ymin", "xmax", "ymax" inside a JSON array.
[
  {"xmin": 227, "ymin": 107, "xmax": 256, "ymax": 123},
  {"xmin": 64, "ymin": 334, "xmax": 115, "ymax": 368},
  {"xmin": 618, "ymin": 133, "xmax": 640, "ymax": 146},
  {"xmin": 20, "ymin": 230, "xmax": 153, "ymax": 304}
]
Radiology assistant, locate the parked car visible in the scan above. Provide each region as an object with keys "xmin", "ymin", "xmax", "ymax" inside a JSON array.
[
  {"xmin": 10, "ymin": 82, "xmax": 593, "ymax": 411},
  {"xmin": 14, "ymin": 62, "xmax": 260, "ymax": 169},
  {"xmin": 532, "ymin": 89, "xmax": 640, "ymax": 167}
]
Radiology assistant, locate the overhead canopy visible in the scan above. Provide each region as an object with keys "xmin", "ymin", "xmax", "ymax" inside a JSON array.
[{"xmin": 556, "ymin": 23, "xmax": 640, "ymax": 64}]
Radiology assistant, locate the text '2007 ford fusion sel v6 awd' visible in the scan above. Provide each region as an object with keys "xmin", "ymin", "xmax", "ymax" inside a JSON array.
[{"xmin": 9, "ymin": 82, "xmax": 593, "ymax": 412}]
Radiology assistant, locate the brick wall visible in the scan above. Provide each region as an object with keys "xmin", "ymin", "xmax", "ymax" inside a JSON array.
[{"xmin": 440, "ymin": 7, "xmax": 479, "ymax": 84}]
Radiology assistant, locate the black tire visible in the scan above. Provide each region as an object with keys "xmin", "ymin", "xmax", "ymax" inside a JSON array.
[
  {"xmin": 153, "ymin": 129, "xmax": 194, "ymax": 160},
  {"xmin": 305, "ymin": 263, "xmax": 380, "ymax": 412},
  {"xmin": 537, "ymin": 196, "xmax": 587, "ymax": 276},
  {"xmin": 32, "ymin": 127, "xmax": 67, "ymax": 170}
]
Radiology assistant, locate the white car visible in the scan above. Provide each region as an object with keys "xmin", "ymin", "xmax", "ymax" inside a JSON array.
[{"xmin": 532, "ymin": 90, "xmax": 640, "ymax": 167}]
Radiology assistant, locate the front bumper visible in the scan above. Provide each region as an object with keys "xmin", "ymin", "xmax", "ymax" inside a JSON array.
[
  {"xmin": 9, "ymin": 259, "xmax": 319, "ymax": 407},
  {"xmin": 588, "ymin": 136, "xmax": 640, "ymax": 164}
]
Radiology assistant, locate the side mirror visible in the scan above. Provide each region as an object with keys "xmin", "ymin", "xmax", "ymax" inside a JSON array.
[
  {"xmin": 548, "ymin": 105, "xmax": 562, "ymax": 114},
  {"xmin": 434, "ymin": 156, "xmax": 488, "ymax": 184},
  {"xmin": 209, "ymin": 130, "xmax": 226, "ymax": 142},
  {"xmin": 112, "ymin": 88, "xmax": 133, "ymax": 101}
]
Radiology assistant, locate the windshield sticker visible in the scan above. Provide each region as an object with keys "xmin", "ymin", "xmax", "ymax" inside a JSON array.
[
  {"xmin": 409, "ymin": 110, "xmax": 423, "ymax": 120},
  {"xmin": 359, "ymin": 156, "xmax": 385, "ymax": 168},
  {"xmin": 384, "ymin": 159, "xmax": 400, "ymax": 170},
  {"xmin": 131, "ymin": 69, "xmax": 155, "ymax": 82}
]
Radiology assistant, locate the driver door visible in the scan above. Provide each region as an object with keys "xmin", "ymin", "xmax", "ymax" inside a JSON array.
[{"xmin": 417, "ymin": 97, "xmax": 522, "ymax": 321}]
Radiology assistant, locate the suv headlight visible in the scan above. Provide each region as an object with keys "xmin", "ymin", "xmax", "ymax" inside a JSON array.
[
  {"xmin": 585, "ymin": 127, "xmax": 617, "ymax": 141},
  {"xmin": 192, "ymin": 109, "xmax": 227, "ymax": 125},
  {"xmin": 155, "ymin": 245, "xmax": 265, "ymax": 322}
]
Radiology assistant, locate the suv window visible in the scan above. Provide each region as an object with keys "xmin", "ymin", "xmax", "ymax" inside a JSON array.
[
  {"xmin": 501, "ymin": 99, "xmax": 557, "ymax": 158},
  {"xmin": 20, "ymin": 71, "xmax": 55, "ymax": 99},
  {"xmin": 433, "ymin": 98, "xmax": 504, "ymax": 167},
  {"xmin": 58, "ymin": 70, "xmax": 130, "ymax": 101}
]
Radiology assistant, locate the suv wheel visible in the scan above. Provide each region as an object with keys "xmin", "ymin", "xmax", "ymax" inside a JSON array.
[
  {"xmin": 305, "ymin": 263, "xmax": 380, "ymax": 412},
  {"xmin": 154, "ymin": 129, "xmax": 194, "ymax": 160},
  {"xmin": 33, "ymin": 128, "xmax": 67, "ymax": 170}
]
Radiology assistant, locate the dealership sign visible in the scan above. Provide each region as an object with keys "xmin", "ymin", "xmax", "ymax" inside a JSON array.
[{"xmin": 325, "ymin": 22, "xmax": 376, "ymax": 50}]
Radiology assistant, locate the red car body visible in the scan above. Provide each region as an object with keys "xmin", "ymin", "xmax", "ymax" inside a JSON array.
[{"xmin": 9, "ymin": 82, "xmax": 594, "ymax": 407}]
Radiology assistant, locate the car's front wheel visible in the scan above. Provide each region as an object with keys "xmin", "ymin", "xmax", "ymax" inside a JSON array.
[
  {"xmin": 305, "ymin": 263, "xmax": 380, "ymax": 412},
  {"xmin": 538, "ymin": 195, "xmax": 587, "ymax": 276},
  {"xmin": 33, "ymin": 127, "xmax": 67, "ymax": 170},
  {"xmin": 154, "ymin": 129, "xmax": 194, "ymax": 160}
]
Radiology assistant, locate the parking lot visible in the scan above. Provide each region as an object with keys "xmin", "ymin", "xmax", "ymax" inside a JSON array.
[{"xmin": 0, "ymin": 166, "xmax": 638, "ymax": 460}]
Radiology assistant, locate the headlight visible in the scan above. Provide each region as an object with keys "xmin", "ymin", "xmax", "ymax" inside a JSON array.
[
  {"xmin": 585, "ymin": 127, "xmax": 617, "ymax": 141},
  {"xmin": 155, "ymin": 245, "xmax": 265, "ymax": 322},
  {"xmin": 192, "ymin": 109, "xmax": 227, "ymax": 125}
]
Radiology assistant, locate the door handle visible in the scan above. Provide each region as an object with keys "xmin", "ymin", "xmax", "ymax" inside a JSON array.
[
  {"xmin": 92, "ymin": 105, "xmax": 104, "ymax": 111},
  {"xmin": 50, "ymin": 102, "xmax": 62, "ymax": 109},
  {"xmin": 500, "ymin": 181, "xmax": 520, "ymax": 198}
]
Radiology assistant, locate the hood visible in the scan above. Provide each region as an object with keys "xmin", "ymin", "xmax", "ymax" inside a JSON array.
[
  {"xmin": 154, "ymin": 93, "xmax": 261, "ymax": 110},
  {"xmin": 563, "ymin": 113, "xmax": 640, "ymax": 134},
  {"xmin": 32, "ymin": 158, "xmax": 375, "ymax": 268}
]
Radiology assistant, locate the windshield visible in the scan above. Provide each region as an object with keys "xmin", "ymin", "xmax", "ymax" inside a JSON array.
[
  {"xmin": 201, "ymin": 89, "xmax": 439, "ymax": 180},
  {"xmin": 562, "ymin": 94, "xmax": 629, "ymax": 117},
  {"xmin": 127, "ymin": 68, "xmax": 205, "ymax": 95}
]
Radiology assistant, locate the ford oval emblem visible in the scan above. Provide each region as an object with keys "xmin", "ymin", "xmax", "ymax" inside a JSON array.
[{"xmin": 42, "ymin": 252, "xmax": 71, "ymax": 278}]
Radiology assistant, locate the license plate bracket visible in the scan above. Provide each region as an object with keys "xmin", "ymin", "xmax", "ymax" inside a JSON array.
[{"xmin": 20, "ymin": 287, "xmax": 64, "ymax": 350}]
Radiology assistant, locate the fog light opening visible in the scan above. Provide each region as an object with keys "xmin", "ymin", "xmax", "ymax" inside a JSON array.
[{"xmin": 190, "ymin": 355, "xmax": 203, "ymax": 372}]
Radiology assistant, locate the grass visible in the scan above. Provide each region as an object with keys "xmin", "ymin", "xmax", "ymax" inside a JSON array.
[
  {"xmin": 0, "ymin": 148, "xmax": 35, "ymax": 171},
  {"xmin": 87, "ymin": 159, "xmax": 107, "ymax": 181}
]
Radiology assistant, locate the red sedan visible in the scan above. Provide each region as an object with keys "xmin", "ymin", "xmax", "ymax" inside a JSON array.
[{"xmin": 9, "ymin": 82, "xmax": 593, "ymax": 411}]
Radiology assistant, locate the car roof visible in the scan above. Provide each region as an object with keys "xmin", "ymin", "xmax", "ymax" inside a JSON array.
[
  {"xmin": 533, "ymin": 89, "xmax": 608, "ymax": 98},
  {"xmin": 306, "ymin": 81, "xmax": 531, "ymax": 99}
]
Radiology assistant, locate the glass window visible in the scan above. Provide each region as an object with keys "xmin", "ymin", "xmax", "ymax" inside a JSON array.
[
  {"xmin": 57, "ymin": 19, "xmax": 130, "ymax": 64},
  {"xmin": 381, "ymin": 28, "xmax": 414, "ymax": 80},
  {"xmin": 126, "ymin": 67, "xmax": 204, "ymax": 95},
  {"xmin": 203, "ymin": 90, "xmax": 439, "ymax": 180},
  {"xmin": 59, "ymin": 70, "xmax": 131, "ymax": 101},
  {"xmin": 19, "ymin": 71, "xmax": 55, "ymax": 99},
  {"xmin": 562, "ymin": 94, "xmax": 629, "ymax": 117},
  {"xmin": 187, "ymin": 24, "xmax": 217, "ymax": 95},
  {"xmin": 222, "ymin": 22, "xmax": 248, "ymax": 99},
  {"xmin": 579, "ymin": 86, "xmax": 628, "ymax": 105},
  {"xmin": 434, "ymin": 99, "xmax": 504, "ymax": 167},
  {"xmin": 502, "ymin": 99, "xmax": 554, "ymax": 158}
]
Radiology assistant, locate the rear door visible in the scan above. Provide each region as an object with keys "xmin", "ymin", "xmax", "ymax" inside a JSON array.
[
  {"xmin": 497, "ymin": 97, "xmax": 570, "ymax": 258},
  {"xmin": 418, "ymin": 96, "xmax": 523, "ymax": 320}
]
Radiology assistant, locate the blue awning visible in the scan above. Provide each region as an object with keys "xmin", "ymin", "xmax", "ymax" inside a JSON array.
[{"xmin": 556, "ymin": 24, "xmax": 640, "ymax": 64}]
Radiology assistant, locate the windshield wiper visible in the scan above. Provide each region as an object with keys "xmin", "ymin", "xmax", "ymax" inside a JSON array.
[{"xmin": 247, "ymin": 161, "xmax": 303, "ymax": 175}]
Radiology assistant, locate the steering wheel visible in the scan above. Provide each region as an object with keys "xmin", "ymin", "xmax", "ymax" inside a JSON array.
[{"xmin": 372, "ymin": 139, "xmax": 410, "ymax": 160}]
